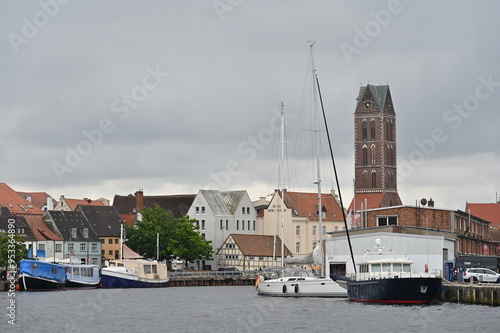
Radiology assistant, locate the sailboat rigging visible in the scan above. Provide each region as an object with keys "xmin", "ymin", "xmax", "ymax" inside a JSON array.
[{"xmin": 256, "ymin": 43, "xmax": 346, "ymax": 297}]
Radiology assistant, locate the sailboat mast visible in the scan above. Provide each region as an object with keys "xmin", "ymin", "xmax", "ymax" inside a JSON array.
[
  {"xmin": 279, "ymin": 102, "xmax": 286, "ymax": 266},
  {"xmin": 313, "ymin": 48, "xmax": 357, "ymax": 274}
]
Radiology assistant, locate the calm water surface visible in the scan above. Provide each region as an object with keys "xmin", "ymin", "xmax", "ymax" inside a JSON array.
[{"xmin": 1, "ymin": 286, "xmax": 499, "ymax": 332}]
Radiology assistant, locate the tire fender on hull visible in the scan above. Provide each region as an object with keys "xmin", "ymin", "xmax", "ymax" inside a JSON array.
[{"xmin": 282, "ymin": 284, "xmax": 287, "ymax": 293}]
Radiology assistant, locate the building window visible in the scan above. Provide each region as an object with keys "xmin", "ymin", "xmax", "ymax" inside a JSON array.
[
  {"xmin": 17, "ymin": 227, "xmax": 26, "ymax": 234},
  {"xmin": 370, "ymin": 119, "xmax": 376, "ymax": 140},
  {"xmin": 196, "ymin": 220, "xmax": 200, "ymax": 228},
  {"xmin": 91, "ymin": 243, "xmax": 98, "ymax": 252},
  {"xmin": 220, "ymin": 220, "xmax": 223, "ymax": 230},
  {"xmin": 109, "ymin": 250, "xmax": 113, "ymax": 255},
  {"xmin": 295, "ymin": 242, "xmax": 300, "ymax": 253},
  {"xmin": 201, "ymin": 206, "xmax": 205, "ymax": 214},
  {"xmin": 80, "ymin": 243, "xmax": 86, "ymax": 252},
  {"xmin": 82, "ymin": 228, "xmax": 89, "ymax": 238},
  {"xmin": 242, "ymin": 207, "xmax": 245, "ymax": 214},
  {"xmin": 242, "ymin": 221, "xmax": 245, "ymax": 231},
  {"xmin": 247, "ymin": 207, "xmax": 250, "ymax": 214},
  {"xmin": 312, "ymin": 241, "xmax": 316, "ymax": 250},
  {"xmin": 68, "ymin": 243, "xmax": 74, "ymax": 251},
  {"xmin": 196, "ymin": 207, "xmax": 199, "ymax": 214},
  {"xmin": 362, "ymin": 145, "xmax": 368, "ymax": 165},
  {"xmin": 55, "ymin": 244, "xmax": 62, "ymax": 252},
  {"xmin": 115, "ymin": 239, "xmax": 119, "ymax": 244},
  {"xmin": 201, "ymin": 220, "xmax": 205, "ymax": 231},
  {"xmin": 38, "ymin": 244, "xmax": 45, "ymax": 251},
  {"xmin": 247, "ymin": 221, "xmax": 250, "ymax": 231},
  {"xmin": 371, "ymin": 145, "xmax": 376, "ymax": 166},
  {"xmin": 295, "ymin": 225, "xmax": 300, "ymax": 236},
  {"xmin": 71, "ymin": 228, "xmax": 77, "ymax": 238},
  {"xmin": 377, "ymin": 216, "xmax": 398, "ymax": 226},
  {"xmin": 236, "ymin": 220, "xmax": 239, "ymax": 230},
  {"xmin": 362, "ymin": 120, "xmax": 367, "ymax": 140},
  {"xmin": 312, "ymin": 225, "xmax": 317, "ymax": 236},
  {"xmin": 108, "ymin": 239, "xmax": 113, "ymax": 244},
  {"xmin": 371, "ymin": 170, "xmax": 376, "ymax": 188},
  {"xmin": 225, "ymin": 220, "xmax": 228, "ymax": 230},
  {"xmin": 253, "ymin": 221, "xmax": 256, "ymax": 231},
  {"xmin": 322, "ymin": 226, "xmax": 326, "ymax": 236}
]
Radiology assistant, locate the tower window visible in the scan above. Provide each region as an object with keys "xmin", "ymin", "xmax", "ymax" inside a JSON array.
[
  {"xmin": 371, "ymin": 170, "xmax": 377, "ymax": 188},
  {"xmin": 362, "ymin": 120, "xmax": 367, "ymax": 140},
  {"xmin": 362, "ymin": 146, "xmax": 368, "ymax": 166},
  {"xmin": 370, "ymin": 119, "xmax": 376, "ymax": 140}
]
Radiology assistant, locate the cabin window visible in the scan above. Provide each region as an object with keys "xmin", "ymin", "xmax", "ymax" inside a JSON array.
[
  {"xmin": 393, "ymin": 264, "xmax": 402, "ymax": 272},
  {"xmin": 360, "ymin": 264, "xmax": 369, "ymax": 273},
  {"xmin": 371, "ymin": 264, "xmax": 381, "ymax": 273},
  {"xmin": 144, "ymin": 265, "xmax": 152, "ymax": 274},
  {"xmin": 403, "ymin": 264, "xmax": 411, "ymax": 273},
  {"xmin": 382, "ymin": 263, "xmax": 391, "ymax": 272},
  {"xmin": 117, "ymin": 263, "xmax": 124, "ymax": 267},
  {"xmin": 152, "ymin": 265, "xmax": 158, "ymax": 274}
]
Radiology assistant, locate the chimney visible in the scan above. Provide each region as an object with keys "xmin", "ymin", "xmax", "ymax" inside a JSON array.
[
  {"xmin": 428, "ymin": 198, "xmax": 434, "ymax": 208},
  {"xmin": 135, "ymin": 189, "xmax": 144, "ymax": 213}
]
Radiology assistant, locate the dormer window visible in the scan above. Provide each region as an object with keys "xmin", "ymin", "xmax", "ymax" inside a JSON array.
[
  {"xmin": 82, "ymin": 228, "xmax": 89, "ymax": 238},
  {"xmin": 70, "ymin": 228, "xmax": 77, "ymax": 238}
]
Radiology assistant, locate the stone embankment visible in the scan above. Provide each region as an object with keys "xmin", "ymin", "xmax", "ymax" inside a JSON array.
[{"xmin": 442, "ymin": 282, "xmax": 500, "ymax": 306}]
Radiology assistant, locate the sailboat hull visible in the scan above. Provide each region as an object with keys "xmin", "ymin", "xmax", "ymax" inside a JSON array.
[{"xmin": 258, "ymin": 277, "xmax": 346, "ymax": 297}]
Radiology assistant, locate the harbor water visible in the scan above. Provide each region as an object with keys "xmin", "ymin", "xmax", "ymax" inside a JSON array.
[{"xmin": 1, "ymin": 285, "xmax": 499, "ymax": 332}]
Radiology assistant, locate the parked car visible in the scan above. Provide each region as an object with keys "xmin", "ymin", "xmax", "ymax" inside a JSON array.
[
  {"xmin": 169, "ymin": 269, "xmax": 192, "ymax": 277},
  {"xmin": 463, "ymin": 268, "xmax": 500, "ymax": 283},
  {"xmin": 217, "ymin": 267, "xmax": 242, "ymax": 276}
]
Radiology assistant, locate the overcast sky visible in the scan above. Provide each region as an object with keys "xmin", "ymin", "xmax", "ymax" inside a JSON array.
[{"xmin": 1, "ymin": 1, "xmax": 499, "ymax": 211}]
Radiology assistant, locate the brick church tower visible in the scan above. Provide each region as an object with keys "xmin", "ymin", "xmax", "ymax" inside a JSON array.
[{"xmin": 351, "ymin": 84, "xmax": 402, "ymax": 212}]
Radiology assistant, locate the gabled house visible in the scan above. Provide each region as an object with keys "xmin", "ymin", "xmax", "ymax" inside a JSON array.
[
  {"xmin": 42, "ymin": 210, "xmax": 102, "ymax": 265},
  {"xmin": 187, "ymin": 189, "xmax": 257, "ymax": 270},
  {"xmin": 23, "ymin": 215, "xmax": 64, "ymax": 261},
  {"xmin": 54, "ymin": 195, "xmax": 105, "ymax": 211},
  {"xmin": 76, "ymin": 205, "xmax": 123, "ymax": 261},
  {"xmin": 217, "ymin": 234, "xmax": 292, "ymax": 272},
  {"xmin": 259, "ymin": 189, "xmax": 345, "ymax": 258},
  {"xmin": 113, "ymin": 190, "xmax": 196, "ymax": 226},
  {"xmin": 17, "ymin": 191, "xmax": 57, "ymax": 211},
  {"xmin": 0, "ymin": 216, "xmax": 36, "ymax": 254},
  {"xmin": 0, "ymin": 183, "xmax": 44, "ymax": 215}
]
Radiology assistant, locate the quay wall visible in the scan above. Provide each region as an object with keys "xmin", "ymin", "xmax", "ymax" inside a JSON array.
[{"xmin": 442, "ymin": 283, "xmax": 500, "ymax": 306}]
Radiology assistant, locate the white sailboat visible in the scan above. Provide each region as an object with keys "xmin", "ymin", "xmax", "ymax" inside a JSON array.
[{"xmin": 256, "ymin": 44, "xmax": 346, "ymax": 297}]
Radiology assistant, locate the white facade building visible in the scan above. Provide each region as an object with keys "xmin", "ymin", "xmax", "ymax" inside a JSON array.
[{"xmin": 187, "ymin": 190, "xmax": 257, "ymax": 270}]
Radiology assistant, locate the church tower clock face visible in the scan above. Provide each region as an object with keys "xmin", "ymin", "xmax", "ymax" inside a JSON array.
[{"xmin": 363, "ymin": 100, "xmax": 372, "ymax": 110}]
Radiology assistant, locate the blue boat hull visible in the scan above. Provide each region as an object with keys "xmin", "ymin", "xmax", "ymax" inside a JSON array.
[{"xmin": 101, "ymin": 273, "xmax": 169, "ymax": 288}]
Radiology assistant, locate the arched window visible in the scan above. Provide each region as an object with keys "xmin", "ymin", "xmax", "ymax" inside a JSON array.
[
  {"xmin": 370, "ymin": 144, "xmax": 376, "ymax": 166},
  {"xmin": 371, "ymin": 170, "xmax": 376, "ymax": 188},
  {"xmin": 362, "ymin": 120, "xmax": 367, "ymax": 140},
  {"xmin": 362, "ymin": 170, "xmax": 368, "ymax": 188},
  {"xmin": 370, "ymin": 119, "xmax": 376, "ymax": 140},
  {"xmin": 362, "ymin": 145, "xmax": 368, "ymax": 165}
]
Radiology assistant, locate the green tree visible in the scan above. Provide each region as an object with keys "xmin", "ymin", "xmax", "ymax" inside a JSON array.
[
  {"xmin": 167, "ymin": 216, "xmax": 213, "ymax": 267},
  {"xmin": 125, "ymin": 205, "xmax": 213, "ymax": 265},
  {"xmin": 0, "ymin": 233, "xmax": 28, "ymax": 269}
]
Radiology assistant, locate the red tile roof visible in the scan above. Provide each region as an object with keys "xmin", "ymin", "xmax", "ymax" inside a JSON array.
[
  {"xmin": 348, "ymin": 193, "xmax": 385, "ymax": 211},
  {"xmin": 0, "ymin": 183, "xmax": 44, "ymax": 215},
  {"xmin": 466, "ymin": 203, "xmax": 500, "ymax": 229},
  {"xmin": 17, "ymin": 192, "xmax": 56, "ymax": 210},
  {"xmin": 282, "ymin": 191, "xmax": 344, "ymax": 221},
  {"xmin": 66, "ymin": 198, "xmax": 104, "ymax": 211},
  {"xmin": 230, "ymin": 234, "xmax": 292, "ymax": 257},
  {"xmin": 23, "ymin": 215, "xmax": 62, "ymax": 241}
]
